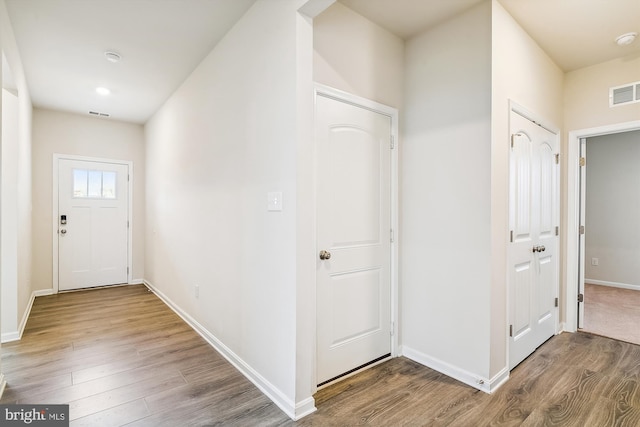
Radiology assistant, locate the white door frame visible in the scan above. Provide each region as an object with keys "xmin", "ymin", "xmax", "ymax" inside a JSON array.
[
  {"xmin": 313, "ymin": 84, "xmax": 399, "ymax": 390},
  {"xmin": 564, "ymin": 120, "xmax": 640, "ymax": 332},
  {"xmin": 52, "ymin": 154, "xmax": 133, "ymax": 293}
]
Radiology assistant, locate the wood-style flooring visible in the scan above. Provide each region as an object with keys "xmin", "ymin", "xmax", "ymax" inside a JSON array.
[{"xmin": 2, "ymin": 284, "xmax": 640, "ymax": 426}]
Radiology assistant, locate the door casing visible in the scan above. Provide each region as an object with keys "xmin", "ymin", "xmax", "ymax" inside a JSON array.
[
  {"xmin": 52, "ymin": 154, "xmax": 134, "ymax": 293},
  {"xmin": 313, "ymin": 84, "xmax": 399, "ymax": 391}
]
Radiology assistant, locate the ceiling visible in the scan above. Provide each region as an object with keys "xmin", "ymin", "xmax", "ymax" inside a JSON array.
[
  {"xmin": 4, "ymin": 0, "xmax": 256, "ymax": 123},
  {"xmin": 4, "ymin": 0, "xmax": 639, "ymax": 124},
  {"xmin": 341, "ymin": 0, "xmax": 640, "ymax": 72}
]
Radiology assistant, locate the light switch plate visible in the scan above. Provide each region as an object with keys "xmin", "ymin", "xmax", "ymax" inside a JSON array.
[{"xmin": 267, "ymin": 192, "xmax": 283, "ymax": 211}]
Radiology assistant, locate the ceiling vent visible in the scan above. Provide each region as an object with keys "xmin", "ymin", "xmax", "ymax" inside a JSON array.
[
  {"xmin": 88, "ymin": 111, "xmax": 110, "ymax": 117},
  {"xmin": 610, "ymin": 81, "xmax": 640, "ymax": 107}
]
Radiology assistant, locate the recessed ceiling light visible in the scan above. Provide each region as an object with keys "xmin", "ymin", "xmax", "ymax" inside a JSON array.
[
  {"xmin": 104, "ymin": 51, "xmax": 121, "ymax": 63},
  {"xmin": 96, "ymin": 87, "xmax": 110, "ymax": 96},
  {"xmin": 615, "ymin": 32, "xmax": 637, "ymax": 46}
]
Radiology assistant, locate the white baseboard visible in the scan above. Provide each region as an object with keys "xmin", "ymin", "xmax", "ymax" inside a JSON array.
[
  {"xmin": 1, "ymin": 288, "xmax": 54, "ymax": 343},
  {"xmin": 143, "ymin": 280, "xmax": 314, "ymax": 420},
  {"xmin": 293, "ymin": 397, "xmax": 317, "ymax": 420},
  {"xmin": 585, "ymin": 279, "xmax": 640, "ymax": 291},
  {"xmin": 130, "ymin": 279, "xmax": 144, "ymax": 285},
  {"xmin": 1, "ymin": 332, "xmax": 20, "ymax": 343},
  {"xmin": 401, "ymin": 345, "xmax": 508, "ymax": 394},
  {"xmin": 34, "ymin": 289, "xmax": 55, "ymax": 297}
]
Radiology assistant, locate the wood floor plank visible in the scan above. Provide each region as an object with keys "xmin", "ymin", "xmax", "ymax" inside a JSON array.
[
  {"xmin": 68, "ymin": 372, "xmax": 187, "ymax": 421},
  {"xmin": 70, "ymin": 341, "xmax": 212, "ymax": 384},
  {"xmin": 26, "ymin": 360, "xmax": 186, "ymax": 406},
  {"xmin": 521, "ymin": 367, "xmax": 606, "ymax": 426},
  {"xmin": 70, "ymin": 398, "xmax": 150, "ymax": 427}
]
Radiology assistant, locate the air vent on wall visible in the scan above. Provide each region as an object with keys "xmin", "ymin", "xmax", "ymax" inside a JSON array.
[
  {"xmin": 610, "ymin": 81, "xmax": 640, "ymax": 107},
  {"xmin": 88, "ymin": 110, "xmax": 110, "ymax": 117}
]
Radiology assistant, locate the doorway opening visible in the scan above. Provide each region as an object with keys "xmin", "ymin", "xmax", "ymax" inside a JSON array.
[
  {"xmin": 565, "ymin": 120, "xmax": 640, "ymax": 334},
  {"xmin": 576, "ymin": 130, "xmax": 640, "ymax": 346}
]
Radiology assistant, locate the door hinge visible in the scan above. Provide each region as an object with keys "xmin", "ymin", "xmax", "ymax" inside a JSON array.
[
  {"xmin": 579, "ymin": 225, "xmax": 585, "ymax": 235},
  {"xmin": 555, "ymin": 153, "xmax": 559, "ymax": 164},
  {"xmin": 509, "ymin": 324, "xmax": 513, "ymax": 337},
  {"xmin": 510, "ymin": 134, "xmax": 515, "ymax": 148},
  {"xmin": 127, "ymin": 267, "xmax": 129, "ymax": 275},
  {"xmin": 390, "ymin": 229, "xmax": 394, "ymax": 243},
  {"xmin": 555, "ymin": 226, "xmax": 559, "ymax": 236},
  {"xmin": 578, "ymin": 293, "xmax": 584, "ymax": 303},
  {"xmin": 579, "ymin": 157, "xmax": 586, "ymax": 167},
  {"xmin": 390, "ymin": 321, "xmax": 395, "ymax": 336},
  {"xmin": 390, "ymin": 135, "xmax": 395, "ymax": 149},
  {"xmin": 128, "ymin": 174, "xmax": 130, "ymax": 181},
  {"xmin": 127, "ymin": 220, "xmax": 130, "ymax": 228},
  {"xmin": 555, "ymin": 297, "xmax": 559, "ymax": 307},
  {"xmin": 510, "ymin": 230, "xmax": 514, "ymax": 243}
]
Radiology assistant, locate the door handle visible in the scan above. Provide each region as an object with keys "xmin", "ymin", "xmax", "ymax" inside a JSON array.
[
  {"xmin": 319, "ymin": 250, "xmax": 331, "ymax": 260},
  {"xmin": 532, "ymin": 245, "xmax": 546, "ymax": 253},
  {"xmin": 60, "ymin": 229, "xmax": 67, "ymax": 235}
]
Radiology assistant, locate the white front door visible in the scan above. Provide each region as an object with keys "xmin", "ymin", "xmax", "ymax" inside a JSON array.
[
  {"xmin": 58, "ymin": 158, "xmax": 129, "ymax": 291},
  {"xmin": 315, "ymin": 93, "xmax": 392, "ymax": 386},
  {"xmin": 508, "ymin": 110, "xmax": 559, "ymax": 369}
]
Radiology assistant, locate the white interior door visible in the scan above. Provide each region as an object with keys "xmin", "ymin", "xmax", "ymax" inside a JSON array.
[
  {"xmin": 58, "ymin": 158, "xmax": 129, "ymax": 291},
  {"xmin": 316, "ymin": 93, "xmax": 392, "ymax": 386},
  {"xmin": 508, "ymin": 110, "xmax": 559, "ymax": 369}
]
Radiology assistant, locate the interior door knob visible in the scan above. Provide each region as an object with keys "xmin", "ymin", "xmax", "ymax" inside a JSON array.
[
  {"xmin": 60, "ymin": 229, "xmax": 67, "ymax": 235},
  {"xmin": 319, "ymin": 250, "xmax": 331, "ymax": 260}
]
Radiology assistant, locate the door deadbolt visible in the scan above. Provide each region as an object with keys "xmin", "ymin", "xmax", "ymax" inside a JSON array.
[{"xmin": 319, "ymin": 250, "xmax": 331, "ymax": 260}]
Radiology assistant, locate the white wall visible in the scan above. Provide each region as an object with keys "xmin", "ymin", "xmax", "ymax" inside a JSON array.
[
  {"xmin": 145, "ymin": 0, "xmax": 314, "ymax": 418},
  {"xmin": 401, "ymin": 1, "xmax": 493, "ymax": 385},
  {"xmin": 492, "ymin": 0, "xmax": 564, "ymax": 375},
  {"xmin": 31, "ymin": 109, "xmax": 145, "ymax": 289},
  {"xmin": 313, "ymin": 1, "xmax": 404, "ymax": 109},
  {"xmin": 585, "ymin": 130, "xmax": 640, "ymax": 288},
  {"xmin": 1, "ymin": 0, "xmax": 33, "ymax": 344},
  {"xmin": 565, "ymin": 57, "xmax": 640, "ymax": 132}
]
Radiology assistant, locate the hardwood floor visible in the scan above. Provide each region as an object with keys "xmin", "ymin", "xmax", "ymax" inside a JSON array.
[
  {"xmin": 300, "ymin": 333, "xmax": 640, "ymax": 426},
  {"xmin": 2, "ymin": 284, "xmax": 640, "ymax": 426},
  {"xmin": 0, "ymin": 285, "xmax": 289, "ymax": 426}
]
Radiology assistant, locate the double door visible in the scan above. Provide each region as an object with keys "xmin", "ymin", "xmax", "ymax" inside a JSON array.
[{"xmin": 508, "ymin": 110, "xmax": 559, "ymax": 369}]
